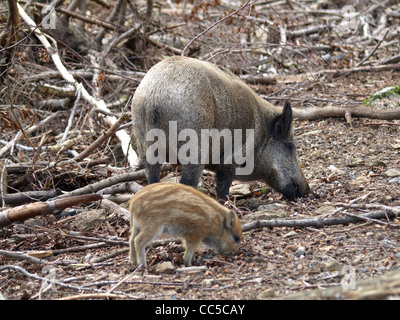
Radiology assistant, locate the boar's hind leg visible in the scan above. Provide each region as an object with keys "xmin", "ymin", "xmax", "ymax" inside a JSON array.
[
  {"xmin": 216, "ymin": 165, "xmax": 235, "ymax": 200},
  {"xmin": 180, "ymin": 164, "xmax": 204, "ymax": 188}
]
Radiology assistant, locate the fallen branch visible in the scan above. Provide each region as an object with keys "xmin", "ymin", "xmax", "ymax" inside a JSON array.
[
  {"xmin": 339, "ymin": 211, "xmax": 397, "ymax": 227},
  {"xmin": 319, "ymin": 63, "xmax": 400, "ymax": 76},
  {"xmin": 66, "ymin": 232, "xmax": 128, "ymax": 245},
  {"xmin": 58, "ymin": 163, "xmax": 173, "ymax": 198},
  {"xmin": 241, "ymin": 210, "xmax": 398, "ymax": 232},
  {"xmin": 281, "ymin": 268, "xmax": 400, "ymax": 300},
  {"xmin": 176, "ymin": 266, "xmax": 207, "ymax": 273},
  {"xmin": 0, "ymin": 193, "xmax": 102, "ymax": 228},
  {"xmin": 0, "ymin": 250, "xmax": 47, "ymax": 264},
  {"xmin": 336, "ymin": 203, "xmax": 400, "ymax": 215},
  {"xmin": 381, "ymin": 54, "xmax": 400, "ymax": 65},
  {"xmin": 0, "ymin": 190, "xmax": 60, "ymax": 206},
  {"xmin": 286, "ymin": 25, "xmax": 331, "ymax": 40},
  {"xmin": 52, "ymin": 242, "xmax": 109, "ymax": 255},
  {"xmin": 252, "ymin": 64, "xmax": 400, "ymax": 87},
  {"xmin": 18, "ymin": 0, "xmax": 117, "ymax": 31},
  {"xmin": 290, "ymin": 105, "xmax": 400, "ymax": 121},
  {"xmin": 57, "ymin": 172, "xmax": 145, "ymax": 198},
  {"xmin": 99, "ymin": 198, "xmax": 131, "ymax": 223},
  {"xmin": 98, "ymin": 181, "xmax": 143, "ymax": 196}
]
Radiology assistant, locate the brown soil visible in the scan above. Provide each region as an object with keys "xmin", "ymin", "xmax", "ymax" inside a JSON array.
[
  {"xmin": 1, "ymin": 70, "xmax": 399, "ymax": 300},
  {"xmin": 1, "ymin": 0, "xmax": 400, "ymax": 301}
]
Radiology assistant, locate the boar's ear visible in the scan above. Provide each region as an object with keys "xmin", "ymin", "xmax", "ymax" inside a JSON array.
[
  {"xmin": 225, "ymin": 210, "xmax": 236, "ymax": 229},
  {"xmin": 273, "ymin": 102, "xmax": 292, "ymax": 139}
]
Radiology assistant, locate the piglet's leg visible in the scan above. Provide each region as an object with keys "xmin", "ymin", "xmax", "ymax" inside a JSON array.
[
  {"xmin": 134, "ymin": 227, "xmax": 158, "ymax": 267},
  {"xmin": 183, "ymin": 235, "xmax": 202, "ymax": 267},
  {"xmin": 128, "ymin": 224, "xmax": 140, "ymax": 266}
]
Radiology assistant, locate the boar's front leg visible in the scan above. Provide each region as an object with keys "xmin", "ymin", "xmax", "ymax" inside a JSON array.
[{"xmin": 215, "ymin": 165, "xmax": 235, "ymax": 200}]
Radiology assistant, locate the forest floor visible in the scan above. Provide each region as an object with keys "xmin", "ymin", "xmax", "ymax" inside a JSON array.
[
  {"xmin": 1, "ymin": 0, "xmax": 400, "ymax": 300},
  {"xmin": 1, "ymin": 70, "xmax": 399, "ymax": 300}
]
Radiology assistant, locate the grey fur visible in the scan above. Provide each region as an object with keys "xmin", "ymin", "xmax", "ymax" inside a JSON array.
[{"xmin": 131, "ymin": 56, "xmax": 309, "ymax": 199}]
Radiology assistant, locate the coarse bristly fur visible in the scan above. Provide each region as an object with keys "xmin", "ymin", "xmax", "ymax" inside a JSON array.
[
  {"xmin": 131, "ymin": 56, "xmax": 309, "ymax": 200},
  {"xmin": 128, "ymin": 182, "xmax": 242, "ymax": 268}
]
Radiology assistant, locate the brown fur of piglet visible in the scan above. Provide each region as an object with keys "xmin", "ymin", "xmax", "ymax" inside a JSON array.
[{"xmin": 128, "ymin": 182, "xmax": 242, "ymax": 267}]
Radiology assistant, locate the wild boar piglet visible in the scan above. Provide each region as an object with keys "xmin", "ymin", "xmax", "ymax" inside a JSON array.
[{"xmin": 128, "ymin": 183, "xmax": 242, "ymax": 267}]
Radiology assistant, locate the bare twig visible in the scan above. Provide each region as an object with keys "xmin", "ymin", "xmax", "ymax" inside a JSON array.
[
  {"xmin": 181, "ymin": 0, "xmax": 254, "ymax": 56},
  {"xmin": 356, "ymin": 29, "xmax": 389, "ymax": 67},
  {"xmin": 58, "ymin": 293, "xmax": 134, "ymax": 300},
  {"xmin": 0, "ymin": 265, "xmax": 138, "ymax": 299},
  {"xmin": 0, "ymin": 0, "xmax": 20, "ymax": 82},
  {"xmin": 72, "ymin": 113, "xmax": 129, "ymax": 162},
  {"xmin": 60, "ymin": 83, "xmax": 82, "ymax": 144},
  {"xmin": 0, "ymin": 111, "xmax": 63, "ymax": 158}
]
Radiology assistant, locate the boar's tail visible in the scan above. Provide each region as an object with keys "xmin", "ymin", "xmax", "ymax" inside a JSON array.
[
  {"xmin": 148, "ymin": 105, "xmax": 160, "ymax": 129},
  {"xmin": 134, "ymin": 163, "xmax": 147, "ymax": 171},
  {"xmin": 133, "ymin": 104, "xmax": 162, "ymax": 171}
]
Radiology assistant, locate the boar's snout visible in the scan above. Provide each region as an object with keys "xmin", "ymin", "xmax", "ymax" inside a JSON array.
[{"xmin": 283, "ymin": 177, "xmax": 310, "ymax": 200}]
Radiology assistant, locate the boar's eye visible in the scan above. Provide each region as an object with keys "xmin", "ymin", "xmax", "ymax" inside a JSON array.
[
  {"xmin": 286, "ymin": 142, "xmax": 295, "ymax": 152},
  {"xmin": 233, "ymin": 235, "xmax": 240, "ymax": 244}
]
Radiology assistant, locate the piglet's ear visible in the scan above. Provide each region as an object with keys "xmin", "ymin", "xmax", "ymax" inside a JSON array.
[
  {"xmin": 273, "ymin": 102, "xmax": 292, "ymax": 139},
  {"xmin": 225, "ymin": 210, "xmax": 236, "ymax": 229}
]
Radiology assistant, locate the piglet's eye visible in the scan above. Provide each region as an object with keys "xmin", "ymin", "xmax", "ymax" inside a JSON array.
[{"xmin": 233, "ymin": 235, "xmax": 240, "ymax": 243}]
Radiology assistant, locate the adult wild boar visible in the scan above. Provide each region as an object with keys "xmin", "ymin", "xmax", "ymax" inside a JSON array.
[{"xmin": 131, "ymin": 56, "xmax": 309, "ymax": 200}]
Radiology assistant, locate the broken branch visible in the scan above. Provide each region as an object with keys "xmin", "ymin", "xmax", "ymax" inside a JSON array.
[
  {"xmin": 290, "ymin": 105, "xmax": 400, "ymax": 121},
  {"xmin": 241, "ymin": 210, "xmax": 399, "ymax": 232},
  {"xmin": 0, "ymin": 193, "xmax": 102, "ymax": 228}
]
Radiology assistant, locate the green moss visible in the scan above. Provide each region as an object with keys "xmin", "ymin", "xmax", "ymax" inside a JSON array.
[{"xmin": 364, "ymin": 86, "xmax": 400, "ymax": 105}]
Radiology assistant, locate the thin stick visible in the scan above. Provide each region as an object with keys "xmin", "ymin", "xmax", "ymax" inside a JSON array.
[
  {"xmin": 60, "ymin": 83, "xmax": 82, "ymax": 144},
  {"xmin": 356, "ymin": 29, "xmax": 389, "ymax": 67},
  {"xmin": 0, "ymin": 265, "xmax": 139, "ymax": 299},
  {"xmin": 107, "ymin": 272, "xmax": 133, "ymax": 294},
  {"xmin": 0, "ymin": 111, "xmax": 63, "ymax": 158},
  {"xmin": 181, "ymin": 0, "xmax": 254, "ymax": 56},
  {"xmin": 58, "ymin": 293, "xmax": 134, "ymax": 300},
  {"xmin": 340, "ymin": 210, "xmax": 397, "ymax": 227},
  {"xmin": 337, "ymin": 203, "xmax": 400, "ymax": 215},
  {"xmin": 72, "ymin": 113, "xmax": 129, "ymax": 162}
]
